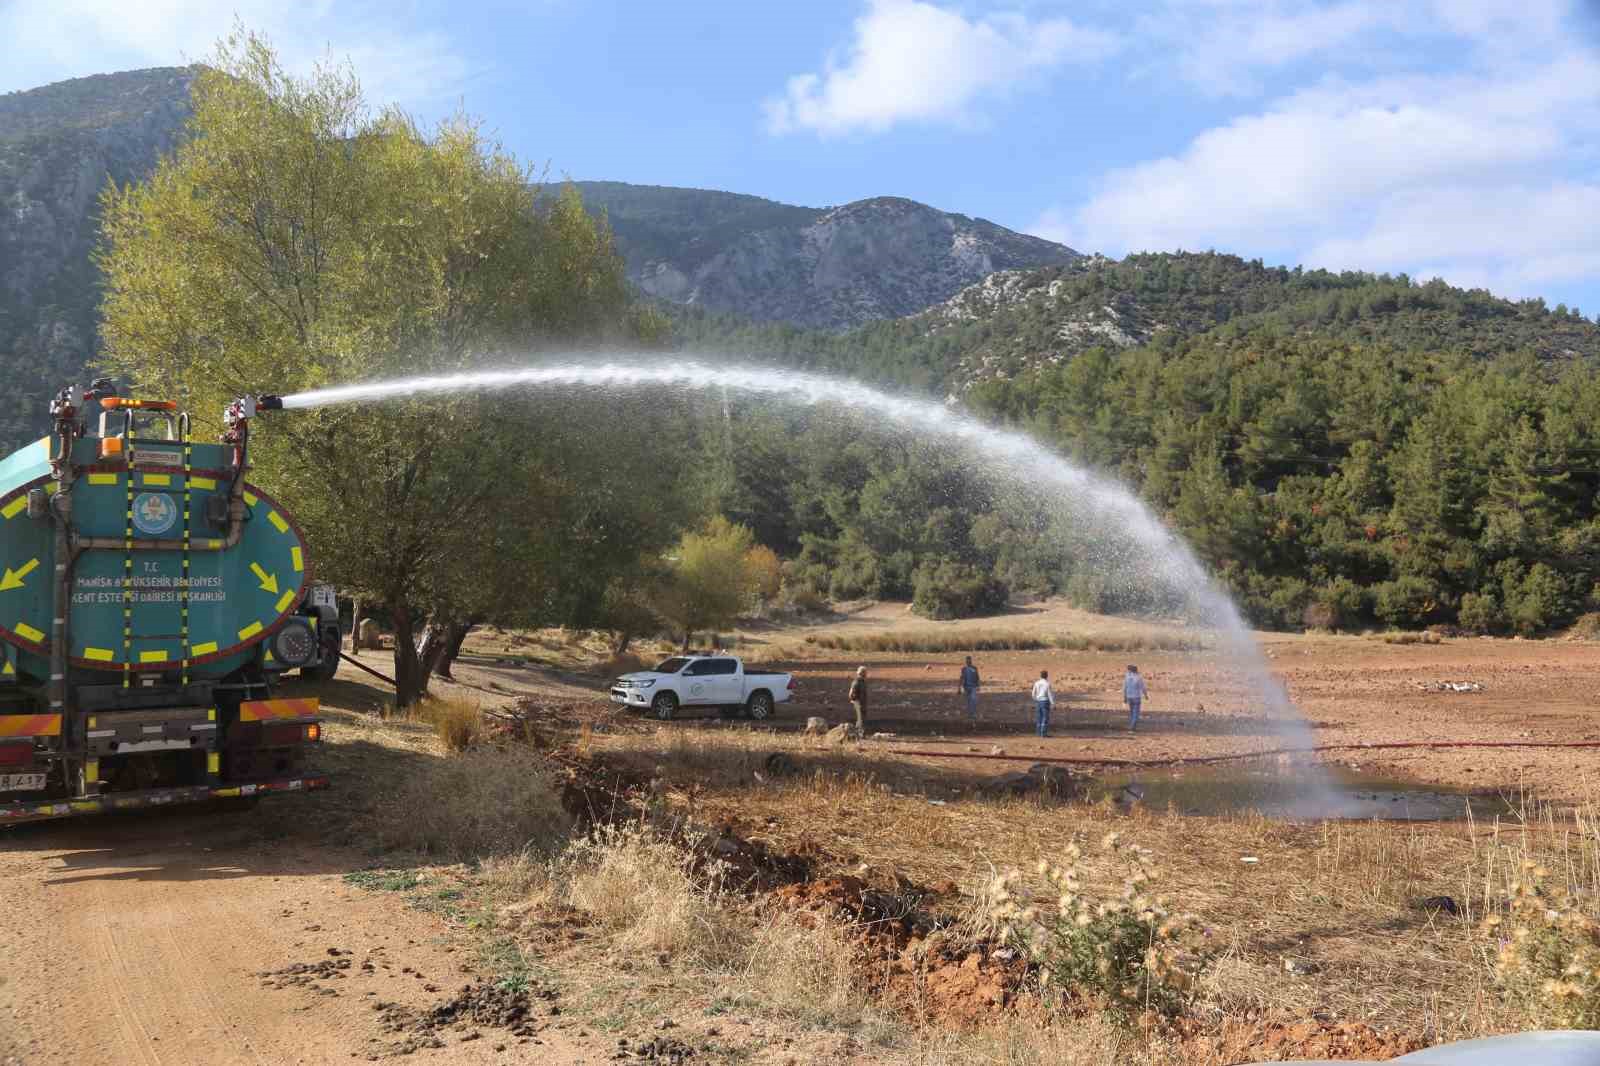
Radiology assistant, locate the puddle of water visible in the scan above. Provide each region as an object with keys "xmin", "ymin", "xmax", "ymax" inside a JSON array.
[{"xmin": 1089, "ymin": 765, "xmax": 1514, "ymax": 821}]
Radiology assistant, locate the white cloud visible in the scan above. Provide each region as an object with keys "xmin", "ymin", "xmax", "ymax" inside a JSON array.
[
  {"xmin": 1034, "ymin": 17, "xmax": 1600, "ymax": 302},
  {"xmin": 1134, "ymin": 0, "xmax": 1571, "ymax": 98},
  {"xmin": 0, "ymin": 0, "xmax": 471, "ymax": 107},
  {"xmin": 1028, "ymin": 205, "xmax": 1077, "ymax": 249},
  {"xmin": 764, "ymin": 0, "xmax": 1118, "ymax": 136}
]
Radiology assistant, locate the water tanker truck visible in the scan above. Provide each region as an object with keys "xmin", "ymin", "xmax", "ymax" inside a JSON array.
[{"xmin": 0, "ymin": 381, "xmax": 336, "ymax": 823}]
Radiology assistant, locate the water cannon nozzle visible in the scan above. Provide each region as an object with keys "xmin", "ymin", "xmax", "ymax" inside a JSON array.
[{"xmin": 257, "ymin": 394, "xmax": 284, "ymax": 411}]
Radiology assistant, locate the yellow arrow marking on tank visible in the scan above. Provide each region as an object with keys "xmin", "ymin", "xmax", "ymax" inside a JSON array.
[
  {"xmin": 249, "ymin": 562, "xmax": 279, "ymax": 594},
  {"xmin": 0, "ymin": 559, "xmax": 39, "ymax": 591}
]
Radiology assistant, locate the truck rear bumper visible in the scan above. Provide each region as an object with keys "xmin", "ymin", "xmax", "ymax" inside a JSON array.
[{"xmin": 0, "ymin": 774, "xmax": 330, "ymax": 824}]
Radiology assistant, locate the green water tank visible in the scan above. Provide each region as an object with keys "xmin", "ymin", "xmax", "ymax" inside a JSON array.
[{"xmin": 0, "ymin": 429, "xmax": 312, "ymax": 685}]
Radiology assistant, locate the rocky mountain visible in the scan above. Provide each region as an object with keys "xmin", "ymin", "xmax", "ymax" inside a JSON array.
[
  {"xmin": 0, "ymin": 67, "xmax": 196, "ymax": 449},
  {"xmin": 670, "ymin": 250, "xmax": 1600, "ymax": 395},
  {"xmin": 571, "ymin": 181, "xmax": 1081, "ymax": 331}
]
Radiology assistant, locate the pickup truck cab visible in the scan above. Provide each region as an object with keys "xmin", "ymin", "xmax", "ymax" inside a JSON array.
[{"xmin": 611, "ymin": 655, "xmax": 796, "ymax": 721}]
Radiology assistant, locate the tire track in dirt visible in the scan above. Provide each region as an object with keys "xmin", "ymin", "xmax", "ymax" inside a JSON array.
[{"xmin": 0, "ymin": 809, "xmax": 593, "ymax": 1065}]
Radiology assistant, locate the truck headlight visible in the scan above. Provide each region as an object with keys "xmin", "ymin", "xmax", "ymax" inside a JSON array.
[{"xmin": 271, "ymin": 618, "xmax": 318, "ymax": 667}]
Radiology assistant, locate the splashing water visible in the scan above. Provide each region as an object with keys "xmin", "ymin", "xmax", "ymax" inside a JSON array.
[{"xmin": 284, "ymin": 359, "xmax": 1317, "ymax": 759}]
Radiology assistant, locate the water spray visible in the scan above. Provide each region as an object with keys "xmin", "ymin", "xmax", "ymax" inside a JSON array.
[{"xmin": 278, "ymin": 357, "xmax": 1327, "ymax": 786}]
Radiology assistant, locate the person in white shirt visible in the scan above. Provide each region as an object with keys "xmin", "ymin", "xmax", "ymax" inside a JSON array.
[
  {"xmin": 1031, "ymin": 670, "xmax": 1055, "ymax": 738},
  {"xmin": 1123, "ymin": 664, "xmax": 1148, "ymax": 732}
]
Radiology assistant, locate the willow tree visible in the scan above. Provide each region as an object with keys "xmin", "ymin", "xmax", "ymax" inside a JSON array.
[{"xmin": 97, "ymin": 29, "xmax": 663, "ymax": 706}]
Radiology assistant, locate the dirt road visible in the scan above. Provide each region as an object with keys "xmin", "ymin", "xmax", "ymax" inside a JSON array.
[{"xmin": 0, "ymin": 809, "xmax": 592, "ymax": 1066}]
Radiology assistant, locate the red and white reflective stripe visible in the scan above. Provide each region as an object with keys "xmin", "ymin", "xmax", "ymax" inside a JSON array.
[
  {"xmin": 239, "ymin": 698, "xmax": 320, "ymax": 722},
  {"xmin": 0, "ymin": 714, "xmax": 61, "ymax": 737}
]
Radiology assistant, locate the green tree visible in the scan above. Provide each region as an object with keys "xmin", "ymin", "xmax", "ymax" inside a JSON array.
[
  {"xmin": 660, "ymin": 517, "xmax": 760, "ymax": 648},
  {"xmin": 96, "ymin": 30, "xmax": 656, "ymax": 705}
]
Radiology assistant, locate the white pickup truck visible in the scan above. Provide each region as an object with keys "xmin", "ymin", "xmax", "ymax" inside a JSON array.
[{"xmin": 610, "ymin": 655, "xmax": 796, "ymax": 721}]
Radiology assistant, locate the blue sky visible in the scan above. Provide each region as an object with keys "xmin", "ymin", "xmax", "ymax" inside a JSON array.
[{"xmin": 4, "ymin": 0, "xmax": 1598, "ymax": 312}]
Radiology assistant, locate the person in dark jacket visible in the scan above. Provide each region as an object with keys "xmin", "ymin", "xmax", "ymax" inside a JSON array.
[
  {"xmin": 958, "ymin": 656, "xmax": 981, "ymax": 722},
  {"xmin": 848, "ymin": 666, "xmax": 868, "ymax": 735}
]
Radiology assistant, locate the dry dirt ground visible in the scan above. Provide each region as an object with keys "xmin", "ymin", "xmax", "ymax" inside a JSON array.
[{"xmin": 2, "ymin": 601, "xmax": 1598, "ymax": 1065}]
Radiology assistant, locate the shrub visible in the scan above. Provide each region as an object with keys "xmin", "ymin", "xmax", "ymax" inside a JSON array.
[
  {"xmin": 1504, "ymin": 562, "xmax": 1573, "ymax": 637},
  {"xmin": 1379, "ymin": 629, "xmax": 1442, "ymax": 645},
  {"xmin": 1485, "ymin": 861, "xmax": 1600, "ymax": 1028},
  {"xmin": 1314, "ymin": 576, "xmax": 1367, "ymax": 630},
  {"xmin": 1372, "ymin": 575, "xmax": 1440, "ymax": 628},
  {"xmin": 1264, "ymin": 577, "xmax": 1311, "ymax": 631},
  {"xmin": 1458, "ymin": 591, "xmax": 1503, "ymax": 634},
  {"xmin": 988, "ymin": 833, "xmax": 1209, "ymax": 1019},
  {"xmin": 743, "ymin": 544, "xmax": 783, "ymax": 606},
  {"xmin": 412, "ymin": 695, "xmax": 483, "ymax": 753},
  {"xmin": 776, "ymin": 581, "xmax": 830, "ymax": 615},
  {"xmin": 912, "ymin": 559, "xmax": 1010, "ymax": 620}
]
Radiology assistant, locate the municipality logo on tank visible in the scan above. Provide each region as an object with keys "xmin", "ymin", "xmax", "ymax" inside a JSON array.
[{"xmin": 131, "ymin": 492, "xmax": 178, "ymax": 536}]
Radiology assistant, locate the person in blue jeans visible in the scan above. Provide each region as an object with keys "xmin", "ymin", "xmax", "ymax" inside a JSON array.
[
  {"xmin": 958, "ymin": 656, "xmax": 981, "ymax": 723},
  {"xmin": 1123, "ymin": 664, "xmax": 1147, "ymax": 732},
  {"xmin": 1031, "ymin": 669, "xmax": 1055, "ymax": 737}
]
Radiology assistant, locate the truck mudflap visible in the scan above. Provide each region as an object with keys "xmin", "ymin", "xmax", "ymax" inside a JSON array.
[{"xmin": 0, "ymin": 774, "xmax": 330, "ymax": 824}]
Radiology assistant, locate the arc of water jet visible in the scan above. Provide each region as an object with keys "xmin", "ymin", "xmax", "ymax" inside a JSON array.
[{"xmin": 280, "ymin": 358, "xmax": 1318, "ymax": 752}]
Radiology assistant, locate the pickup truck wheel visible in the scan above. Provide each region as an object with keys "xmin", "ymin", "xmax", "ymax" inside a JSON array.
[
  {"xmin": 651, "ymin": 692, "xmax": 678, "ymax": 721},
  {"xmin": 746, "ymin": 692, "xmax": 774, "ymax": 721}
]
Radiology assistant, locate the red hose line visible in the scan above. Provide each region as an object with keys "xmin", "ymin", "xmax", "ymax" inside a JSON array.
[{"xmin": 881, "ymin": 739, "xmax": 1600, "ymax": 770}]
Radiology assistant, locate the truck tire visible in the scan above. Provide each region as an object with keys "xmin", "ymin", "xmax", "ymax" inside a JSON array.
[
  {"xmin": 746, "ymin": 691, "xmax": 774, "ymax": 721},
  {"xmin": 301, "ymin": 632, "xmax": 341, "ymax": 681},
  {"xmin": 651, "ymin": 692, "xmax": 678, "ymax": 721}
]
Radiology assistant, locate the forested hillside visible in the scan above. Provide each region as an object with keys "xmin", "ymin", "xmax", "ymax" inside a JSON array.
[{"xmin": 677, "ymin": 253, "xmax": 1600, "ymax": 634}]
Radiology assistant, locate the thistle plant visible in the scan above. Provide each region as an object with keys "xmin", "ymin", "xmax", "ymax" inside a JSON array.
[
  {"xmin": 1485, "ymin": 860, "xmax": 1600, "ymax": 1028},
  {"xmin": 988, "ymin": 832, "xmax": 1210, "ymax": 1019}
]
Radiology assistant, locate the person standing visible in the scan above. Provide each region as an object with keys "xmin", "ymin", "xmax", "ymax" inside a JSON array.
[
  {"xmin": 1123, "ymin": 664, "xmax": 1148, "ymax": 732},
  {"xmin": 958, "ymin": 656, "xmax": 981, "ymax": 723},
  {"xmin": 1031, "ymin": 669, "xmax": 1055, "ymax": 738},
  {"xmin": 849, "ymin": 666, "xmax": 868, "ymax": 736}
]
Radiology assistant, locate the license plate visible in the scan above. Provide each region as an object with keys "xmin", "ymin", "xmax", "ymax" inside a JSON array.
[{"xmin": 0, "ymin": 773, "xmax": 45, "ymax": 792}]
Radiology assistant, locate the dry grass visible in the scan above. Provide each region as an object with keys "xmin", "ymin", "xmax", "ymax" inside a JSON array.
[
  {"xmin": 407, "ymin": 694, "xmax": 484, "ymax": 752},
  {"xmin": 559, "ymin": 826, "xmax": 749, "ymax": 968},
  {"xmin": 908, "ymin": 1011, "xmax": 1175, "ymax": 1066},
  {"xmin": 1377, "ymin": 629, "xmax": 1444, "ymax": 645},
  {"xmin": 491, "ymin": 822, "xmax": 891, "ymax": 1036},
  {"xmin": 588, "ymin": 726, "xmax": 1600, "ymax": 1042},
  {"xmin": 804, "ymin": 630, "xmax": 1209, "ymax": 654},
  {"xmin": 1565, "ymin": 612, "xmax": 1600, "ymax": 640},
  {"xmin": 372, "ymin": 747, "xmax": 572, "ymax": 860}
]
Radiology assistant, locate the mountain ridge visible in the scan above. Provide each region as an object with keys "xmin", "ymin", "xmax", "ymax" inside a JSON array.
[{"xmin": 569, "ymin": 180, "xmax": 1081, "ymax": 331}]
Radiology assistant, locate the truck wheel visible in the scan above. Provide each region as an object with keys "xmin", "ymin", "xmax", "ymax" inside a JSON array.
[
  {"xmin": 301, "ymin": 633, "xmax": 341, "ymax": 681},
  {"xmin": 651, "ymin": 692, "xmax": 678, "ymax": 721},
  {"xmin": 746, "ymin": 692, "xmax": 774, "ymax": 721}
]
